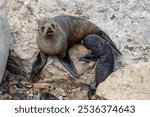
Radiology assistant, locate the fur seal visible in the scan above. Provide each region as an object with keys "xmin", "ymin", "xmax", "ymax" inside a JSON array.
[
  {"xmin": 31, "ymin": 15, "xmax": 121, "ymax": 82},
  {"xmin": 79, "ymin": 34, "xmax": 114, "ymax": 97}
]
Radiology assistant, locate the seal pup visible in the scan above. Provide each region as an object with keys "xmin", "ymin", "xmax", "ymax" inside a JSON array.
[
  {"xmin": 31, "ymin": 15, "xmax": 121, "ymax": 82},
  {"xmin": 79, "ymin": 34, "xmax": 114, "ymax": 97}
]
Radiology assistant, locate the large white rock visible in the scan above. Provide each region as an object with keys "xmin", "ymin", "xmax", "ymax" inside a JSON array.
[
  {"xmin": 96, "ymin": 62, "xmax": 150, "ymax": 100},
  {"xmin": 0, "ymin": 11, "xmax": 10, "ymax": 83}
]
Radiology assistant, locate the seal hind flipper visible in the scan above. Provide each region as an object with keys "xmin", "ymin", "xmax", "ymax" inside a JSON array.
[
  {"xmin": 30, "ymin": 52, "xmax": 47, "ymax": 82},
  {"xmin": 59, "ymin": 51, "xmax": 79, "ymax": 78},
  {"xmin": 88, "ymin": 86, "xmax": 96, "ymax": 97},
  {"xmin": 102, "ymin": 36, "xmax": 122, "ymax": 56},
  {"xmin": 98, "ymin": 31, "xmax": 122, "ymax": 56}
]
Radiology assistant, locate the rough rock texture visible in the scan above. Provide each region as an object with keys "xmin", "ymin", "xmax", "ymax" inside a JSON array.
[
  {"xmin": 96, "ymin": 62, "xmax": 150, "ymax": 100},
  {"xmin": 0, "ymin": 0, "xmax": 150, "ymax": 99}
]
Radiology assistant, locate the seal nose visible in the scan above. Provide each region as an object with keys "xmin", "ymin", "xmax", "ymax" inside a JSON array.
[{"xmin": 44, "ymin": 26, "xmax": 53, "ymax": 38}]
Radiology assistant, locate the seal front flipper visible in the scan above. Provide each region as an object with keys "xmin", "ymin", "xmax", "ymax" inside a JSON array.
[
  {"xmin": 30, "ymin": 52, "xmax": 47, "ymax": 82},
  {"xmin": 59, "ymin": 51, "xmax": 79, "ymax": 78},
  {"xmin": 79, "ymin": 52, "xmax": 97, "ymax": 62}
]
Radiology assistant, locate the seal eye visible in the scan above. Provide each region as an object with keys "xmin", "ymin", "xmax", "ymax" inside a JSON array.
[
  {"xmin": 41, "ymin": 27, "xmax": 45, "ymax": 33},
  {"xmin": 51, "ymin": 24, "xmax": 55, "ymax": 29}
]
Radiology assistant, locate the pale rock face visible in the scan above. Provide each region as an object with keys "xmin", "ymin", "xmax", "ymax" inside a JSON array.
[
  {"xmin": 0, "ymin": 11, "xmax": 10, "ymax": 83},
  {"xmin": 96, "ymin": 62, "xmax": 150, "ymax": 100}
]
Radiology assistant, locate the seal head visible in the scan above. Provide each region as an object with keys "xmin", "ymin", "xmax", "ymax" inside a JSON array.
[
  {"xmin": 82, "ymin": 34, "xmax": 109, "ymax": 58},
  {"xmin": 37, "ymin": 19, "xmax": 67, "ymax": 58}
]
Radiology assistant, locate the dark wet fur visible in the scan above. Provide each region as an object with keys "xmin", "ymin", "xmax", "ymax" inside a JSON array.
[{"xmin": 80, "ymin": 34, "xmax": 114, "ymax": 97}]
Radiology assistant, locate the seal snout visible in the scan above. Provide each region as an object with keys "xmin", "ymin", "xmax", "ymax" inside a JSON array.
[{"xmin": 43, "ymin": 26, "xmax": 54, "ymax": 38}]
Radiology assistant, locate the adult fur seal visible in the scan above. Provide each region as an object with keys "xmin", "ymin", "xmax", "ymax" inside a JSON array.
[
  {"xmin": 31, "ymin": 15, "xmax": 121, "ymax": 82},
  {"xmin": 79, "ymin": 34, "xmax": 114, "ymax": 97}
]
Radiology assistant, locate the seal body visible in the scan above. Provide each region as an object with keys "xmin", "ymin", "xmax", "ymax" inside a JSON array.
[
  {"xmin": 37, "ymin": 15, "xmax": 121, "ymax": 58},
  {"xmin": 31, "ymin": 15, "xmax": 120, "ymax": 81},
  {"xmin": 80, "ymin": 34, "xmax": 114, "ymax": 97}
]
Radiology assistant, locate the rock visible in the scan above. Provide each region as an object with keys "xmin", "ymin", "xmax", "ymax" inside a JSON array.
[
  {"xmin": 37, "ymin": 89, "xmax": 59, "ymax": 100},
  {"xmin": 12, "ymin": 93, "xmax": 25, "ymax": 100},
  {"xmin": 0, "ymin": 11, "xmax": 10, "ymax": 83},
  {"xmin": 66, "ymin": 88, "xmax": 89, "ymax": 100},
  {"xmin": 96, "ymin": 62, "xmax": 150, "ymax": 100},
  {"xmin": 0, "ymin": 95, "xmax": 5, "ymax": 100},
  {"xmin": 6, "ymin": 54, "xmax": 27, "ymax": 77},
  {"xmin": 33, "ymin": 83, "xmax": 49, "ymax": 89}
]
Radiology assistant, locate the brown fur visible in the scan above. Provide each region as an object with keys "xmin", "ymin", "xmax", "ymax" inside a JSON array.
[{"xmin": 37, "ymin": 15, "xmax": 121, "ymax": 58}]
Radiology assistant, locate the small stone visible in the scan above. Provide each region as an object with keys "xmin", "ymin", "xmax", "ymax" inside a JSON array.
[
  {"xmin": 12, "ymin": 93, "xmax": 24, "ymax": 100},
  {"xmin": 0, "ymin": 95, "xmax": 6, "ymax": 100},
  {"xmin": 17, "ymin": 83, "xmax": 23, "ymax": 88},
  {"xmin": 33, "ymin": 83, "xmax": 49, "ymax": 89},
  {"xmin": 6, "ymin": 73, "xmax": 14, "ymax": 81},
  {"xmin": 25, "ymin": 84, "xmax": 33, "ymax": 88},
  {"xmin": 110, "ymin": 14, "xmax": 115, "ymax": 19},
  {"xmin": 11, "ymin": 80, "xmax": 19, "ymax": 85}
]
